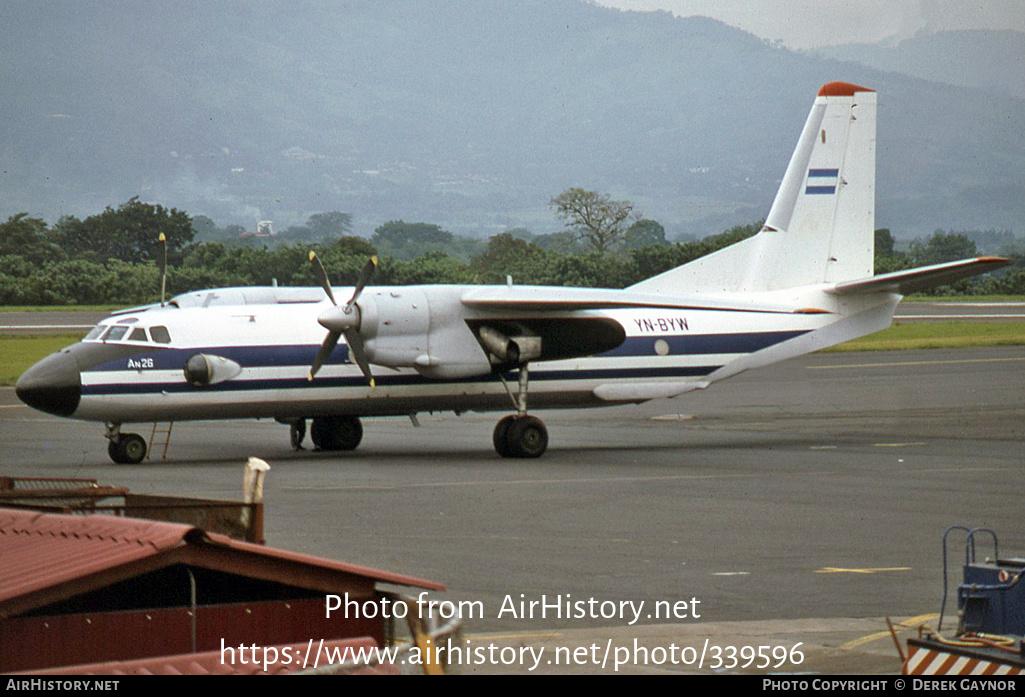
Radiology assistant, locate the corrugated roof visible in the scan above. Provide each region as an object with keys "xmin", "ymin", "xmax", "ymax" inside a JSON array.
[
  {"xmin": 0, "ymin": 509, "xmax": 192, "ymax": 609},
  {"xmin": 0, "ymin": 508, "xmax": 444, "ymax": 617},
  {"xmin": 200, "ymin": 531, "xmax": 445, "ymax": 591},
  {"xmin": 27, "ymin": 638, "xmax": 400, "ymax": 675}
]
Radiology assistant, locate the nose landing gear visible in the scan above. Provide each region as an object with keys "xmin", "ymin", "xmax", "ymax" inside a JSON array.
[{"xmin": 105, "ymin": 423, "xmax": 148, "ymax": 465}]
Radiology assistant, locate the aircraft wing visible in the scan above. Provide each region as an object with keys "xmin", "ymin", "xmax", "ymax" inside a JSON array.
[
  {"xmin": 460, "ymin": 286, "xmax": 802, "ymax": 314},
  {"xmin": 828, "ymin": 257, "xmax": 1010, "ymax": 296}
]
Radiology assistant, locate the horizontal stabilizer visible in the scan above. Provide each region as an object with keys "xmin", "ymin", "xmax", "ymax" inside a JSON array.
[{"xmin": 828, "ymin": 257, "xmax": 1009, "ymax": 296}]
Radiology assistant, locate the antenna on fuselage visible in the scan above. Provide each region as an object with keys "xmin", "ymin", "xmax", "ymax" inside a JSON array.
[{"xmin": 158, "ymin": 232, "xmax": 167, "ymax": 307}]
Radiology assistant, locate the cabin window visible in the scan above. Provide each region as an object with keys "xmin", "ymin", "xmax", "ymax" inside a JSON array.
[
  {"xmin": 127, "ymin": 328, "xmax": 148, "ymax": 342},
  {"xmin": 150, "ymin": 326, "xmax": 172, "ymax": 344},
  {"xmin": 83, "ymin": 325, "xmax": 106, "ymax": 341},
  {"xmin": 102, "ymin": 326, "xmax": 129, "ymax": 342}
]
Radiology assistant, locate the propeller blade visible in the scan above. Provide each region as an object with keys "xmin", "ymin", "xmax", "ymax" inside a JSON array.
[
  {"xmin": 309, "ymin": 330, "xmax": 341, "ymax": 380},
  {"xmin": 344, "ymin": 256, "xmax": 378, "ymax": 312},
  {"xmin": 343, "ymin": 328, "xmax": 376, "ymax": 388},
  {"xmin": 309, "ymin": 251, "xmax": 337, "ymax": 306}
]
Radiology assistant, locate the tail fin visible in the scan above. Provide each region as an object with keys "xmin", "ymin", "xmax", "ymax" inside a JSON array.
[{"xmin": 631, "ymin": 82, "xmax": 877, "ymax": 295}]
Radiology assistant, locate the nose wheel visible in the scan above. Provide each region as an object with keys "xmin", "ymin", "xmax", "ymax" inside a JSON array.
[
  {"xmin": 105, "ymin": 425, "xmax": 148, "ymax": 464},
  {"xmin": 493, "ymin": 364, "xmax": 548, "ymax": 458}
]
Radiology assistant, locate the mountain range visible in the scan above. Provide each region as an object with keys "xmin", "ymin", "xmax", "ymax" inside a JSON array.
[{"xmin": 2, "ymin": 0, "xmax": 1023, "ymax": 240}]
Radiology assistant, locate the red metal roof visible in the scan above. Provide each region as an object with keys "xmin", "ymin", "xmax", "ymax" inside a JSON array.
[
  {"xmin": 0, "ymin": 508, "xmax": 444, "ymax": 616},
  {"xmin": 199, "ymin": 530, "xmax": 445, "ymax": 591},
  {"xmin": 0, "ymin": 509, "xmax": 190, "ymax": 609},
  {"xmin": 26, "ymin": 638, "xmax": 400, "ymax": 675}
]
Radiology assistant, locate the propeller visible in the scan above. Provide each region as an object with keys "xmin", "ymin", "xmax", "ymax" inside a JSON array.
[{"xmin": 308, "ymin": 252, "xmax": 378, "ymax": 387}]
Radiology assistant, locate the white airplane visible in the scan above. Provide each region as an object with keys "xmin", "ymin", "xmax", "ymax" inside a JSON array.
[{"xmin": 16, "ymin": 82, "xmax": 1007, "ymax": 464}]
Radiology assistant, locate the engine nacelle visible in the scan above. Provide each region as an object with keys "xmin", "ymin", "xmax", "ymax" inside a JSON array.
[
  {"xmin": 183, "ymin": 354, "xmax": 243, "ymax": 387},
  {"xmin": 358, "ymin": 288, "xmax": 428, "ymax": 367},
  {"xmin": 477, "ymin": 326, "xmax": 542, "ymax": 364},
  {"xmin": 356, "ymin": 287, "xmax": 495, "ymax": 379}
]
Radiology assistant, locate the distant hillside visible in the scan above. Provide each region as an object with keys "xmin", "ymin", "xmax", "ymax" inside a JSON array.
[
  {"xmin": 814, "ymin": 30, "xmax": 1025, "ymax": 100},
  {"xmin": 2, "ymin": 0, "xmax": 1024, "ymax": 240}
]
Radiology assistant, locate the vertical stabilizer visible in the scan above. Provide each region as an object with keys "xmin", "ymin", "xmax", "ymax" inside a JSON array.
[{"xmin": 631, "ymin": 82, "xmax": 876, "ymax": 295}]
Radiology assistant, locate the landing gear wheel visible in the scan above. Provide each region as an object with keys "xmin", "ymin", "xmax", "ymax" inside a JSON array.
[
  {"xmin": 311, "ymin": 415, "xmax": 363, "ymax": 451},
  {"xmin": 108, "ymin": 433, "xmax": 147, "ymax": 464},
  {"xmin": 493, "ymin": 415, "xmax": 517, "ymax": 457},
  {"xmin": 494, "ymin": 415, "xmax": 548, "ymax": 458},
  {"xmin": 289, "ymin": 419, "xmax": 307, "ymax": 450}
]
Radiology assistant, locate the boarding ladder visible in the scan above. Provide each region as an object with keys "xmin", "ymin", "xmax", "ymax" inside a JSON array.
[{"xmin": 148, "ymin": 422, "xmax": 174, "ymax": 461}]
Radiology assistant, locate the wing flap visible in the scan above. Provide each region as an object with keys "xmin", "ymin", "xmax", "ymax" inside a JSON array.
[{"xmin": 828, "ymin": 257, "xmax": 1009, "ymax": 296}]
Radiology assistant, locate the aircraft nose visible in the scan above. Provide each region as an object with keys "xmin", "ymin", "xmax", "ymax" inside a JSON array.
[{"xmin": 15, "ymin": 351, "xmax": 82, "ymax": 417}]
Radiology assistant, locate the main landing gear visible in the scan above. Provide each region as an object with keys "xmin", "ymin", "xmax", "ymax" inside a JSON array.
[
  {"xmin": 105, "ymin": 423, "xmax": 147, "ymax": 465},
  {"xmin": 493, "ymin": 364, "xmax": 548, "ymax": 458},
  {"xmin": 291, "ymin": 415, "xmax": 363, "ymax": 452}
]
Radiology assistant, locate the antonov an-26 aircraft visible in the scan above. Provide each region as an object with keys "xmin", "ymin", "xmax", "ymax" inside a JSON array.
[{"xmin": 16, "ymin": 82, "xmax": 1008, "ymax": 463}]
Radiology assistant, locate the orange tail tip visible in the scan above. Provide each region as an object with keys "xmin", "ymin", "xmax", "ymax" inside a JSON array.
[{"xmin": 818, "ymin": 81, "xmax": 874, "ymax": 97}]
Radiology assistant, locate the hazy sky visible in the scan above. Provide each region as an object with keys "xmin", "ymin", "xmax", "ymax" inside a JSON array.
[{"xmin": 596, "ymin": 0, "xmax": 1025, "ymax": 48}]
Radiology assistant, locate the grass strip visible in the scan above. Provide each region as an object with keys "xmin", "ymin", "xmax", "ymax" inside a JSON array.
[
  {"xmin": 0, "ymin": 335, "xmax": 82, "ymax": 385},
  {"xmin": 827, "ymin": 321, "xmax": 1025, "ymax": 352}
]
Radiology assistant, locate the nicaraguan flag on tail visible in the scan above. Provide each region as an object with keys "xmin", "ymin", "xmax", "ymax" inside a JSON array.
[{"xmin": 805, "ymin": 168, "xmax": 839, "ymax": 195}]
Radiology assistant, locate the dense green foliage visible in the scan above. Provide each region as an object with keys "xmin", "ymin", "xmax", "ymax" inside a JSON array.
[{"xmin": 0, "ymin": 201, "xmax": 1021, "ymax": 305}]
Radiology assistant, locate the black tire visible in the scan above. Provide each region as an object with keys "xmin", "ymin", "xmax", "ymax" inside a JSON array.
[
  {"xmin": 108, "ymin": 439, "xmax": 126, "ymax": 464},
  {"xmin": 493, "ymin": 415, "xmax": 517, "ymax": 457},
  {"xmin": 311, "ymin": 415, "xmax": 363, "ymax": 451},
  {"xmin": 505, "ymin": 415, "xmax": 548, "ymax": 458},
  {"xmin": 109, "ymin": 433, "xmax": 147, "ymax": 464},
  {"xmin": 289, "ymin": 419, "xmax": 307, "ymax": 450}
]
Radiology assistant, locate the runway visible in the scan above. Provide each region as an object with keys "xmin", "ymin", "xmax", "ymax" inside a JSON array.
[{"xmin": 1, "ymin": 345, "xmax": 1023, "ymax": 673}]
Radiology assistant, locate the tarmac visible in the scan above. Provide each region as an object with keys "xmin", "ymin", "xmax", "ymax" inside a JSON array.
[{"xmin": 2, "ymin": 344, "xmax": 1023, "ymax": 674}]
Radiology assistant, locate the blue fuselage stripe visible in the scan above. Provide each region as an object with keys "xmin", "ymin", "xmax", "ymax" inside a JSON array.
[
  {"xmin": 82, "ymin": 366, "xmax": 722, "ymax": 396},
  {"xmin": 602, "ymin": 331, "xmax": 805, "ymax": 357},
  {"xmin": 83, "ymin": 330, "xmax": 808, "ymax": 373},
  {"xmin": 78, "ymin": 329, "xmax": 810, "ymax": 397}
]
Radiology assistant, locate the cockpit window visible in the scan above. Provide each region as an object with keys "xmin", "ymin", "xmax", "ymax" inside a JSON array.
[
  {"xmin": 102, "ymin": 326, "xmax": 129, "ymax": 342},
  {"xmin": 127, "ymin": 328, "xmax": 148, "ymax": 342},
  {"xmin": 84, "ymin": 325, "xmax": 106, "ymax": 341},
  {"xmin": 150, "ymin": 326, "xmax": 171, "ymax": 344}
]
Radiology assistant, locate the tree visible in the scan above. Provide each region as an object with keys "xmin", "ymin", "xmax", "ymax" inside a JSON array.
[
  {"xmin": 910, "ymin": 231, "xmax": 977, "ymax": 267},
  {"xmin": 0, "ymin": 213, "xmax": 62, "ymax": 265},
  {"xmin": 306, "ymin": 211, "xmax": 353, "ymax": 240},
  {"xmin": 549, "ymin": 188, "xmax": 639, "ymax": 255},
  {"xmin": 191, "ymin": 215, "xmax": 220, "ymax": 241},
  {"xmin": 873, "ymin": 228, "xmax": 910, "ymax": 275},
  {"xmin": 874, "ymin": 228, "xmax": 896, "ymax": 257},
  {"xmin": 471, "ymin": 232, "xmax": 556, "ymax": 284},
  {"xmin": 49, "ymin": 197, "xmax": 194, "ymax": 263},
  {"xmin": 623, "ymin": 219, "xmax": 667, "ymax": 249},
  {"xmin": 371, "ymin": 221, "xmax": 454, "ymax": 260}
]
